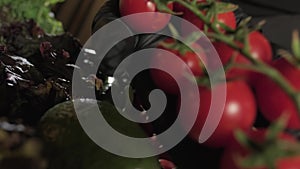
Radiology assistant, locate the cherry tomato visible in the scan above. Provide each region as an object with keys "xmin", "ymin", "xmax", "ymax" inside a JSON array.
[
  {"xmin": 119, "ymin": 0, "xmax": 173, "ymax": 32},
  {"xmin": 150, "ymin": 38, "xmax": 207, "ymax": 94},
  {"xmin": 220, "ymin": 129, "xmax": 297, "ymax": 169},
  {"xmin": 181, "ymin": 80, "xmax": 256, "ymax": 147},
  {"xmin": 159, "ymin": 159, "xmax": 176, "ymax": 169},
  {"xmin": 182, "ymin": 8, "xmax": 236, "ymax": 33},
  {"xmin": 173, "ymin": 0, "xmax": 206, "ymax": 13},
  {"xmin": 212, "ymin": 31, "xmax": 272, "ymax": 82},
  {"xmin": 254, "ymin": 58, "xmax": 300, "ymax": 129}
]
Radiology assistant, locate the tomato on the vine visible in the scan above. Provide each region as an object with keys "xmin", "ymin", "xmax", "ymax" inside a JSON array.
[
  {"xmin": 254, "ymin": 58, "xmax": 300, "ymax": 129},
  {"xmin": 150, "ymin": 38, "xmax": 207, "ymax": 94},
  {"xmin": 175, "ymin": 0, "xmax": 233, "ymax": 33},
  {"xmin": 182, "ymin": 8, "xmax": 236, "ymax": 33},
  {"xmin": 220, "ymin": 129, "xmax": 298, "ymax": 169},
  {"xmin": 212, "ymin": 31, "xmax": 272, "ymax": 82},
  {"xmin": 180, "ymin": 80, "xmax": 256, "ymax": 147},
  {"xmin": 119, "ymin": 0, "xmax": 173, "ymax": 32},
  {"xmin": 173, "ymin": 0, "xmax": 206, "ymax": 13}
]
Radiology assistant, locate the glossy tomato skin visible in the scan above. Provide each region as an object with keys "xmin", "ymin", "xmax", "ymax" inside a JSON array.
[
  {"xmin": 119, "ymin": 0, "xmax": 173, "ymax": 32},
  {"xmin": 182, "ymin": 9, "xmax": 236, "ymax": 33},
  {"xmin": 220, "ymin": 129, "xmax": 297, "ymax": 169},
  {"xmin": 150, "ymin": 39, "xmax": 206, "ymax": 94},
  {"xmin": 212, "ymin": 31, "xmax": 272, "ymax": 82},
  {"xmin": 181, "ymin": 81, "xmax": 256, "ymax": 148},
  {"xmin": 159, "ymin": 159, "xmax": 176, "ymax": 169},
  {"xmin": 254, "ymin": 58, "xmax": 300, "ymax": 129}
]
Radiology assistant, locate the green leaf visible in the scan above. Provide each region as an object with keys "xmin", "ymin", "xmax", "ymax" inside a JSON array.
[
  {"xmin": 191, "ymin": 0, "xmax": 199, "ymax": 5},
  {"xmin": 238, "ymin": 16, "xmax": 252, "ymax": 27},
  {"xmin": 265, "ymin": 115, "xmax": 287, "ymax": 142},
  {"xmin": 215, "ymin": 2, "xmax": 238, "ymax": 14},
  {"xmin": 182, "ymin": 31, "xmax": 203, "ymax": 46},
  {"xmin": 168, "ymin": 23, "xmax": 180, "ymax": 39},
  {"xmin": 0, "ymin": 0, "xmax": 65, "ymax": 34},
  {"xmin": 238, "ymin": 154, "xmax": 266, "ymax": 169},
  {"xmin": 234, "ymin": 129, "xmax": 250, "ymax": 148},
  {"xmin": 153, "ymin": 0, "xmax": 176, "ymax": 14},
  {"xmin": 45, "ymin": 0, "xmax": 65, "ymax": 6},
  {"xmin": 292, "ymin": 30, "xmax": 300, "ymax": 59},
  {"xmin": 159, "ymin": 40, "xmax": 178, "ymax": 50}
]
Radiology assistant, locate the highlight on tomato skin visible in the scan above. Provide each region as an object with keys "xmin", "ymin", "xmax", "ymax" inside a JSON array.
[
  {"xmin": 183, "ymin": 10, "xmax": 236, "ymax": 32},
  {"xmin": 119, "ymin": 0, "xmax": 173, "ymax": 32},
  {"xmin": 179, "ymin": 80, "xmax": 257, "ymax": 148},
  {"xmin": 118, "ymin": 0, "xmax": 300, "ymax": 169},
  {"xmin": 159, "ymin": 159, "xmax": 176, "ymax": 169},
  {"xmin": 181, "ymin": 2, "xmax": 236, "ymax": 33},
  {"xmin": 212, "ymin": 31, "xmax": 273, "ymax": 83},
  {"xmin": 4, "ymin": 0, "xmax": 300, "ymax": 168}
]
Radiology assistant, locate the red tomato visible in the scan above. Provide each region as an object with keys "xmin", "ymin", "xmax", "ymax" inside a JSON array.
[
  {"xmin": 119, "ymin": 0, "xmax": 173, "ymax": 32},
  {"xmin": 159, "ymin": 159, "xmax": 176, "ymax": 169},
  {"xmin": 150, "ymin": 38, "xmax": 207, "ymax": 94},
  {"xmin": 220, "ymin": 129, "xmax": 297, "ymax": 169},
  {"xmin": 276, "ymin": 156, "xmax": 300, "ymax": 169},
  {"xmin": 182, "ymin": 8, "xmax": 236, "ymax": 33},
  {"xmin": 173, "ymin": 0, "xmax": 206, "ymax": 13},
  {"xmin": 181, "ymin": 80, "xmax": 256, "ymax": 147},
  {"xmin": 212, "ymin": 31, "xmax": 272, "ymax": 82},
  {"xmin": 254, "ymin": 58, "xmax": 300, "ymax": 129}
]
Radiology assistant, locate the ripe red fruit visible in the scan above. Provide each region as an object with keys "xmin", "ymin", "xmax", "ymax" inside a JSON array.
[
  {"xmin": 180, "ymin": 81, "xmax": 256, "ymax": 147},
  {"xmin": 159, "ymin": 159, "xmax": 176, "ymax": 169},
  {"xmin": 119, "ymin": 0, "xmax": 173, "ymax": 32},
  {"xmin": 150, "ymin": 39, "xmax": 207, "ymax": 94},
  {"xmin": 173, "ymin": 0, "xmax": 206, "ymax": 13},
  {"xmin": 212, "ymin": 31, "xmax": 272, "ymax": 82},
  {"xmin": 254, "ymin": 58, "xmax": 300, "ymax": 129},
  {"xmin": 276, "ymin": 156, "xmax": 300, "ymax": 169},
  {"xmin": 182, "ymin": 9, "xmax": 236, "ymax": 33}
]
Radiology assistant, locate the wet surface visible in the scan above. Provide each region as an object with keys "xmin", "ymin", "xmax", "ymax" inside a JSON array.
[{"xmin": 0, "ymin": 20, "xmax": 81, "ymax": 125}]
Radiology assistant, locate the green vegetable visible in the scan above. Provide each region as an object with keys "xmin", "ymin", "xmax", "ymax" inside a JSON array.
[
  {"xmin": 0, "ymin": 0, "xmax": 65, "ymax": 34},
  {"xmin": 39, "ymin": 100, "xmax": 161, "ymax": 169}
]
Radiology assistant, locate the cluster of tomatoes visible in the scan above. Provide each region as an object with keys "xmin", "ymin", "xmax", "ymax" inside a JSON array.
[{"xmin": 119, "ymin": 0, "xmax": 300, "ymax": 168}]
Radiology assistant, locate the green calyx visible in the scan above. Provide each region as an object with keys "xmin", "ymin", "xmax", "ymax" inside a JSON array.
[{"xmin": 235, "ymin": 117, "xmax": 300, "ymax": 169}]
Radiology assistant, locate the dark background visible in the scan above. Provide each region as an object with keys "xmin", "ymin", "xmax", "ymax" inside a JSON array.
[
  {"xmin": 54, "ymin": 0, "xmax": 300, "ymax": 51},
  {"xmin": 231, "ymin": 0, "xmax": 300, "ymax": 51}
]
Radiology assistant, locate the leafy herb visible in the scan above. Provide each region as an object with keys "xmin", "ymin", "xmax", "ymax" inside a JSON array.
[{"xmin": 0, "ymin": 0, "xmax": 65, "ymax": 34}]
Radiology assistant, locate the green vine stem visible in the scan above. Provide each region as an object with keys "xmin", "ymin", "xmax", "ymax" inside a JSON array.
[{"xmin": 155, "ymin": 0, "xmax": 300, "ymax": 114}]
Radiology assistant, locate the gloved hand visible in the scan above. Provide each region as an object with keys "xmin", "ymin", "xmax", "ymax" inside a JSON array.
[
  {"xmin": 91, "ymin": 3, "xmax": 251, "ymax": 169},
  {"xmin": 92, "ymin": 0, "xmax": 166, "ymax": 76},
  {"xmin": 92, "ymin": 0, "xmax": 248, "ymax": 77}
]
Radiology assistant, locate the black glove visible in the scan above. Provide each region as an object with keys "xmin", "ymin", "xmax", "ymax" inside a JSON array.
[
  {"xmin": 92, "ymin": 0, "xmax": 166, "ymax": 76},
  {"xmin": 92, "ymin": 0, "xmax": 249, "ymax": 77},
  {"xmin": 92, "ymin": 0, "xmax": 137, "ymax": 76},
  {"xmin": 91, "ymin": 3, "xmax": 251, "ymax": 169}
]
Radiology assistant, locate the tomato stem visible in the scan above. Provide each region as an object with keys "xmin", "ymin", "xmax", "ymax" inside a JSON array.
[{"xmin": 165, "ymin": 0, "xmax": 300, "ymax": 115}]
